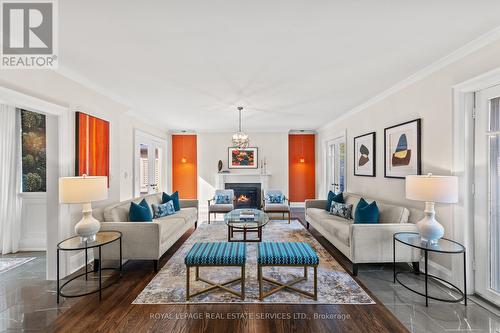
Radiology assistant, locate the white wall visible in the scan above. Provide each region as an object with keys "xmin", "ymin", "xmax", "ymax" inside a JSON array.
[
  {"xmin": 316, "ymin": 38, "xmax": 500, "ymax": 275},
  {"xmin": 0, "ymin": 70, "xmax": 168, "ymax": 278},
  {"xmin": 197, "ymin": 132, "xmax": 288, "ymax": 209}
]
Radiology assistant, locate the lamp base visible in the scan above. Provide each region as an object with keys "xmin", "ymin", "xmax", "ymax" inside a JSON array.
[
  {"xmin": 416, "ymin": 201, "xmax": 444, "ymax": 244},
  {"xmin": 75, "ymin": 203, "xmax": 100, "ymax": 242}
]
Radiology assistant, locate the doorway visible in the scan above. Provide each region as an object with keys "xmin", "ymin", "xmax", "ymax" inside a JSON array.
[
  {"xmin": 134, "ymin": 130, "xmax": 167, "ymax": 197},
  {"xmin": 474, "ymin": 84, "xmax": 500, "ymax": 306},
  {"xmin": 326, "ymin": 135, "xmax": 346, "ymax": 193}
]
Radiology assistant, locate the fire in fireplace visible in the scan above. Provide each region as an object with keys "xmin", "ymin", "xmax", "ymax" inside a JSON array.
[{"xmin": 225, "ymin": 183, "xmax": 261, "ymax": 209}]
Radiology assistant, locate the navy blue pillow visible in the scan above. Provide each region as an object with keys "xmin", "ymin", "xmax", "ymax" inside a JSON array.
[
  {"xmin": 326, "ymin": 191, "xmax": 344, "ymax": 211},
  {"xmin": 129, "ymin": 199, "xmax": 153, "ymax": 222},
  {"xmin": 354, "ymin": 198, "xmax": 379, "ymax": 224},
  {"xmin": 162, "ymin": 191, "xmax": 180, "ymax": 211}
]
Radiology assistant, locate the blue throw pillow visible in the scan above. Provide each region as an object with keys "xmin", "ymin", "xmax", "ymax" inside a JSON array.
[
  {"xmin": 162, "ymin": 191, "xmax": 180, "ymax": 211},
  {"xmin": 152, "ymin": 201, "xmax": 176, "ymax": 218},
  {"xmin": 326, "ymin": 191, "xmax": 344, "ymax": 211},
  {"xmin": 330, "ymin": 202, "xmax": 353, "ymax": 220},
  {"xmin": 354, "ymin": 198, "xmax": 379, "ymax": 224},
  {"xmin": 129, "ymin": 199, "xmax": 153, "ymax": 222},
  {"xmin": 265, "ymin": 194, "xmax": 284, "ymax": 204},
  {"xmin": 215, "ymin": 194, "xmax": 231, "ymax": 204}
]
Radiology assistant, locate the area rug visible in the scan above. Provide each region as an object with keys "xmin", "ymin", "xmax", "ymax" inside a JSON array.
[
  {"xmin": 0, "ymin": 257, "xmax": 36, "ymax": 274},
  {"xmin": 133, "ymin": 220, "xmax": 374, "ymax": 304}
]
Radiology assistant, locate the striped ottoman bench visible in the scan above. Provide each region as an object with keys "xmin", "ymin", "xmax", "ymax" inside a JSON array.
[
  {"xmin": 257, "ymin": 242, "xmax": 319, "ymax": 300},
  {"xmin": 184, "ymin": 242, "xmax": 246, "ymax": 300}
]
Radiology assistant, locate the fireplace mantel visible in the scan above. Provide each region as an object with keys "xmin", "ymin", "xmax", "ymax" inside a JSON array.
[{"xmin": 215, "ymin": 173, "xmax": 271, "ymax": 191}]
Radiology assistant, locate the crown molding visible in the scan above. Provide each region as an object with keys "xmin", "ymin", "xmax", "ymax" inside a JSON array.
[{"xmin": 319, "ymin": 25, "xmax": 500, "ymax": 132}]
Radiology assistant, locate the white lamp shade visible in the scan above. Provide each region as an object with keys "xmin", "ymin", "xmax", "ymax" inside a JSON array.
[
  {"xmin": 59, "ymin": 176, "xmax": 108, "ymax": 203},
  {"xmin": 406, "ymin": 174, "xmax": 458, "ymax": 203}
]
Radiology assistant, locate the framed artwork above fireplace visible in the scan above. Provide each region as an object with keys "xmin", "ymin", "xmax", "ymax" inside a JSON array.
[{"xmin": 228, "ymin": 147, "xmax": 258, "ymax": 169}]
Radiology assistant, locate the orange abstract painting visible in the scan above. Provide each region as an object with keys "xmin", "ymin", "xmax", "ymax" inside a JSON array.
[{"xmin": 75, "ymin": 112, "xmax": 110, "ymax": 186}]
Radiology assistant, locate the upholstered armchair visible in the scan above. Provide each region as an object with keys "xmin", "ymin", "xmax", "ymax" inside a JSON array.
[
  {"xmin": 207, "ymin": 189, "xmax": 235, "ymax": 224},
  {"xmin": 262, "ymin": 189, "xmax": 290, "ymax": 223}
]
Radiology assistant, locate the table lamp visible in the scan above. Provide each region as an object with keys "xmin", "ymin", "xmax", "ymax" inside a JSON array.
[
  {"xmin": 406, "ymin": 173, "xmax": 458, "ymax": 244},
  {"xmin": 59, "ymin": 175, "xmax": 108, "ymax": 241}
]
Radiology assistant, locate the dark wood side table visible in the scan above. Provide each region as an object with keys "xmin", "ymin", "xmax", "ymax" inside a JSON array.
[
  {"xmin": 393, "ymin": 232, "xmax": 466, "ymax": 307},
  {"xmin": 57, "ymin": 231, "xmax": 122, "ymax": 303}
]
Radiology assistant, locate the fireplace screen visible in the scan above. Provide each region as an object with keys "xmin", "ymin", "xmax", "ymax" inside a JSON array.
[{"xmin": 225, "ymin": 183, "xmax": 261, "ymax": 209}]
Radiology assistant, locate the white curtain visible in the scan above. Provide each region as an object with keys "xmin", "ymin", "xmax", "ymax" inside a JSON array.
[{"xmin": 0, "ymin": 104, "xmax": 22, "ymax": 254}]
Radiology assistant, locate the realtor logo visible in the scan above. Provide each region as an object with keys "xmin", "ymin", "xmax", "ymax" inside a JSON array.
[{"xmin": 1, "ymin": 0, "xmax": 58, "ymax": 69}]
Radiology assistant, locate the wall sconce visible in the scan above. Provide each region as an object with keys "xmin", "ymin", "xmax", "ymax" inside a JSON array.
[
  {"xmin": 299, "ymin": 157, "xmax": 305, "ymax": 163},
  {"xmin": 181, "ymin": 157, "xmax": 187, "ymax": 164}
]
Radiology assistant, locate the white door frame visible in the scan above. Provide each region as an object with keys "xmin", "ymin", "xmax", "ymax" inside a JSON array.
[
  {"xmin": 133, "ymin": 129, "xmax": 168, "ymax": 197},
  {"xmin": 0, "ymin": 86, "xmax": 72, "ymax": 280},
  {"xmin": 453, "ymin": 67, "xmax": 500, "ymax": 294},
  {"xmin": 325, "ymin": 131, "xmax": 347, "ymax": 194},
  {"xmin": 474, "ymin": 84, "xmax": 500, "ymax": 304}
]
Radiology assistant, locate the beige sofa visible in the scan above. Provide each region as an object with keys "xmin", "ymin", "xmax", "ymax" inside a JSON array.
[
  {"xmin": 305, "ymin": 193, "xmax": 421, "ymax": 275},
  {"xmin": 93, "ymin": 193, "xmax": 198, "ymax": 271}
]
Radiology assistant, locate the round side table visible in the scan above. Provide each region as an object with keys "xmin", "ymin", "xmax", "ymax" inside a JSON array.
[
  {"xmin": 393, "ymin": 232, "xmax": 466, "ymax": 307},
  {"xmin": 57, "ymin": 230, "xmax": 122, "ymax": 303}
]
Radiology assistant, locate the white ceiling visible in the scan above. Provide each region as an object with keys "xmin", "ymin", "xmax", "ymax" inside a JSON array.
[{"xmin": 59, "ymin": 0, "xmax": 500, "ymax": 132}]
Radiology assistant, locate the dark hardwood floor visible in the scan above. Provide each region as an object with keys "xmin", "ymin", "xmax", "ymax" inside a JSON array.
[{"xmin": 48, "ymin": 210, "xmax": 409, "ymax": 333}]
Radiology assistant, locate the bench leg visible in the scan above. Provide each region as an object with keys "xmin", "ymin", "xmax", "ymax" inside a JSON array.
[
  {"xmin": 304, "ymin": 266, "xmax": 308, "ymax": 279},
  {"xmin": 313, "ymin": 266, "xmax": 318, "ymax": 301},
  {"xmin": 258, "ymin": 265, "xmax": 263, "ymax": 300},
  {"xmin": 306, "ymin": 222, "xmax": 310, "ymax": 229},
  {"xmin": 186, "ymin": 266, "xmax": 190, "ymax": 300},
  {"xmin": 241, "ymin": 265, "xmax": 245, "ymax": 300},
  {"xmin": 208, "ymin": 212, "xmax": 210, "ymax": 224},
  {"xmin": 288, "ymin": 211, "xmax": 291, "ymax": 224}
]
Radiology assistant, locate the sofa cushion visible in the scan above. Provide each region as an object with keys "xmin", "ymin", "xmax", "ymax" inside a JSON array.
[
  {"xmin": 129, "ymin": 199, "xmax": 153, "ymax": 222},
  {"xmin": 323, "ymin": 218, "xmax": 352, "ymax": 246},
  {"xmin": 354, "ymin": 198, "xmax": 379, "ymax": 224},
  {"xmin": 265, "ymin": 203, "xmax": 289, "ymax": 212},
  {"xmin": 156, "ymin": 217, "xmax": 185, "ymax": 244},
  {"xmin": 326, "ymin": 191, "xmax": 344, "ymax": 211},
  {"xmin": 104, "ymin": 193, "xmax": 162, "ymax": 222},
  {"xmin": 175, "ymin": 207, "xmax": 198, "ymax": 225},
  {"xmin": 209, "ymin": 203, "xmax": 234, "ymax": 212},
  {"xmin": 345, "ymin": 194, "xmax": 409, "ymax": 224}
]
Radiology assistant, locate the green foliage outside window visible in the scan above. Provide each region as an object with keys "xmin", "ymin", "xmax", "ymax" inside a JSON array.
[{"xmin": 21, "ymin": 109, "xmax": 46, "ymax": 192}]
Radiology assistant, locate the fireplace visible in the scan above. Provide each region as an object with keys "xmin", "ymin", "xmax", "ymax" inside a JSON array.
[{"xmin": 225, "ymin": 183, "xmax": 261, "ymax": 209}]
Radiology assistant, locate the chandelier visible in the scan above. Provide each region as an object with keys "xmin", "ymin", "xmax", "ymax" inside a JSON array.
[{"xmin": 232, "ymin": 106, "xmax": 249, "ymax": 148}]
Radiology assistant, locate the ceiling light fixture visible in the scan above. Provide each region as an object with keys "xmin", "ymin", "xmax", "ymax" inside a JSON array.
[{"xmin": 232, "ymin": 106, "xmax": 249, "ymax": 148}]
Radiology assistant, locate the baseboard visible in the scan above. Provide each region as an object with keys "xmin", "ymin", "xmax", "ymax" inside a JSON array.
[
  {"xmin": 18, "ymin": 247, "xmax": 46, "ymax": 252},
  {"xmin": 420, "ymin": 258, "xmax": 453, "ymax": 284},
  {"xmin": 68, "ymin": 251, "xmax": 94, "ymax": 275}
]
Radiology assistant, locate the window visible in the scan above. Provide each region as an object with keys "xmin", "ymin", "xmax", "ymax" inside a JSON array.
[{"xmin": 21, "ymin": 109, "xmax": 46, "ymax": 192}]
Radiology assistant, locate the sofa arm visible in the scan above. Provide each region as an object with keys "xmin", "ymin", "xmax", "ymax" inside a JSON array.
[
  {"xmin": 95, "ymin": 221, "xmax": 161, "ymax": 261},
  {"xmin": 180, "ymin": 199, "xmax": 198, "ymax": 209},
  {"xmin": 305, "ymin": 199, "xmax": 327, "ymax": 210},
  {"xmin": 350, "ymin": 223, "xmax": 420, "ymax": 264}
]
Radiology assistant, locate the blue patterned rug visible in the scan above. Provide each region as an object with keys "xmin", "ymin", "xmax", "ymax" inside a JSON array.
[{"xmin": 133, "ymin": 220, "xmax": 374, "ymax": 304}]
